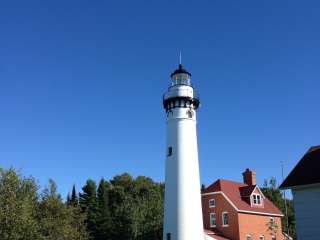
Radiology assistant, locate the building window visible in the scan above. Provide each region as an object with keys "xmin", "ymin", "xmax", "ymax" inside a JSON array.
[
  {"xmin": 222, "ymin": 212, "xmax": 229, "ymax": 227},
  {"xmin": 271, "ymin": 236, "xmax": 276, "ymax": 240},
  {"xmin": 167, "ymin": 147, "xmax": 173, "ymax": 157},
  {"xmin": 252, "ymin": 194, "xmax": 262, "ymax": 205},
  {"xmin": 210, "ymin": 213, "xmax": 216, "ymax": 227},
  {"xmin": 259, "ymin": 235, "xmax": 265, "ymax": 240},
  {"xmin": 209, "ymin": 199, "xmax": 215, "ymax": 208},
  {"xmin": 246, "ymin": 235, "xmax": 252, "ymax": 240}
]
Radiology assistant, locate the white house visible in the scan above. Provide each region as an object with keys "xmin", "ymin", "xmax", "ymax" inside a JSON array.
[{"xmin": 280, "ymin": 146, "xmax": 320, "ymax": 240}]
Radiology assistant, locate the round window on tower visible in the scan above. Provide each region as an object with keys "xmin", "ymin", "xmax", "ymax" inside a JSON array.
[{"xmin": 186, "ymin": 110, "xmax": 194, "ymax": 118}]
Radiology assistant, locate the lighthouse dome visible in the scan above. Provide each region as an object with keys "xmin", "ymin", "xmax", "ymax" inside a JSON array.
[{"xmin": 170, "ymin": 64, "xmax": 192, "ymax": 78}]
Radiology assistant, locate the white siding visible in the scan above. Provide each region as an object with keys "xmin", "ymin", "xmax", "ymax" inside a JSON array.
[{"xmin": 293, "ymin": 185, "xmax": 320, "ymax": 240}]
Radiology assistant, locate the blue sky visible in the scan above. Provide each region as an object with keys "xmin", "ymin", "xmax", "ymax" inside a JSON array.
[{"xmin": 0, "ymin": 1, "xmax": 319, "ymax": 197}]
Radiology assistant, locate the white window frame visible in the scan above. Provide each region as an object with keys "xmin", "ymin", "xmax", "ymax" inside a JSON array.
[
  {"xmin": 209, "ymin": 198, "xmax": 215, "ymax": 208},
  {"xmin": 271, "ymin": 236, "xmax": 276, "ymax": 240},
  {"xmin": 259, "ymin": 235, "xmax": 265, "ymax": 240},
  {"xmin": 222, "ymin": 211, "xmax": 229, "ymax": 227},
  {"xmin": 246, "ymin": 234, "xmax": 252, "ymax": 240},
  {"xmin": 209, "ymin": 213, "xmax": 216, "ymax": 227},
  {"xmin": 252, "ymin": 193, "xmax": 262, "ymax": 205}
]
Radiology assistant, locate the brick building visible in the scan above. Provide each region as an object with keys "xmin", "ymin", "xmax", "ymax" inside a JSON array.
[{"xmin": 202, "ymin": 169, "xmax": 288, "ymax": 240}]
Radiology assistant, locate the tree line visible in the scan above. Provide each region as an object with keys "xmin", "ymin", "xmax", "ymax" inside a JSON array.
[
  {"xmin": 0, "ymin": 167, "xmax": 295, "ymax": 240},
  {"xmin": 0, "ymin": 167, "xmax": 163, "ymax": 240},
  {"xmin": 69, "ymin": 173, "xmax": 164, "ymax": 240}
]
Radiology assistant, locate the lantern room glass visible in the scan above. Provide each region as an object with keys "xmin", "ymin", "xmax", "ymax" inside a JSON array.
[{"xmin": 171, "ymin": 73, "xmax": 191, "ymax": 86}]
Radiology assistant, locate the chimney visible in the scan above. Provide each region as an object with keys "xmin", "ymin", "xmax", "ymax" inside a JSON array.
[{"xmin": 242, "ymin": 168, "xmax": 256, "ymax": 186}]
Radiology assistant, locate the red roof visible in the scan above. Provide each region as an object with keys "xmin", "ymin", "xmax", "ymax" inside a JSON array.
[
  {"xmin": 203, "ymin": 179, "xmax": 282, "ymax": 216},
  {"xmin": 239, "ymin": 185, "xmax": 256, "ymax": 197}
]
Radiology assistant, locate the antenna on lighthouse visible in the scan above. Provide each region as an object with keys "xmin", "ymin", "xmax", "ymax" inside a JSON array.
[{"xmin": 179, "ymin": 51, "xmax": 182, "ymax": 65}]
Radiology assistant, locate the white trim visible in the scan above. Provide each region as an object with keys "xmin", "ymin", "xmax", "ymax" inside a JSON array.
[
  {"xmin": 208, "ymin": 198, "xmax": 215, "ymax": 208},
  {"xmin": 221, "ymin": 211, "xmax": 229, "ymax": 227},
  {"xmin": 202, "ymin": 191, "xmax": 284, "ymax": 217},
  {"xmin": 209, "ymin": 213, "xmax": 216, "ymax": 227},
  {"xmin": 238, "ymin": 209, "xmax": 283, "ymax": 217},
  {"xmin": 246, "ymin": 234, "xmax": 252, "ymax": 240},
  {"xmin": 248, "ymin": 185, "xmax": 266, "ymax": 199},
  {"xmin": 255, "ymin": 186, "xmax": 266, "ymax": 199}
]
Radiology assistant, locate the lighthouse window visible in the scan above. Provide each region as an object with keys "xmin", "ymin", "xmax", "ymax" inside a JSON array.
[
  {"xmin": 167, "ymin": 146, "xmax": 173, "ymax": 156},
  {"xmin": 187, "ymin": 110, "xmax": 193, "ymax": 118},
  {"xmin": 166, "ymin": 233, "xmax": 171, "ymax": 240}
]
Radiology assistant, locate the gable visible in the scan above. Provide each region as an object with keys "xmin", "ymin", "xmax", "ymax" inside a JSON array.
[{"xmin": 280, "ymin": 146, "xmax": 320, "ymax": 189}]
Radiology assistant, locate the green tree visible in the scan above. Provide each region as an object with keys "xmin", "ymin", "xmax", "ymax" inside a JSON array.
[
  {"xmin": 79, "ymin": 179, "xmax": 98, "ymax": 239},
  {"xmin": 38, "ymin": 179, "xmax": 88, "ymax": 240},
  {"xmin": 107, "ymin": 173, "xmax": 164, "ymax": 240},
  {"xmin": 133, "ymin": 176, "xmax": 163, "ymax": 240},
  {"xmin": 96, "ymin": 178, "xmax": 112, "ymax": 240},
  {"xmin": 0, "ymin": 168, "xmax": 41, "ymax": 240},
  {"xmin": 108, "ymin": 174, "xmax": 135, "ymax": 240},
  {"xmin": 68, "ymin": 184, "xmax": 79, "ymax": 207},
  {"xmin": 261, "ymin": 178, "xmax": 296, "ymax": 240}
]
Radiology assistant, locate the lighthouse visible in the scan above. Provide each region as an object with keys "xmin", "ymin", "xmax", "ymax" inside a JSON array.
[{"xmin": 163, "ymin": 64, "xmax": 204, "ymax": 240}]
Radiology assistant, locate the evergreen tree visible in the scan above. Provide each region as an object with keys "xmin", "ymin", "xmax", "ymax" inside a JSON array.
[
  {"xmin": 96, "ymin": 178, "xmax": 112, "ymax": 240},
  {"xmin": 79, "ymin": 179, "xmax": 98, "ymax": 239},
  {"xmin": 71, "ymin": 184, "xmax": 78, "ymax": 206}
]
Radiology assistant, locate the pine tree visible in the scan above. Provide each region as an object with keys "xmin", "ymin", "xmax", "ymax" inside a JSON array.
[
  {"xmin": 79, "ymin": 179, "xmax": 98, "ymax": 239},
  {"xmin": 96, "ymin": 178, "xmax": 112, "ymax": 240},
  {"xmin": 71, "ymin": 184, "xmax": 78, "ymax": 206}
]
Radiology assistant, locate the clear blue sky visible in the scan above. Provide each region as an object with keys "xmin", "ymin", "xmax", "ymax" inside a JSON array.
[{"xmin": 0, "ymin": 1, "xmax": 319, "ymax": 197}]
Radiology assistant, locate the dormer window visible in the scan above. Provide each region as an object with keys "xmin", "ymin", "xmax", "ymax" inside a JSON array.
[{"xmin": 252, "ymin": 194, "xmax": 262, "ymax": 205}]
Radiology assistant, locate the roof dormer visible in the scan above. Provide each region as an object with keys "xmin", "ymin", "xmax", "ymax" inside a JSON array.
[{"xmin": 239, "ymin": 185, "xmax": 265, "ymax": 207}]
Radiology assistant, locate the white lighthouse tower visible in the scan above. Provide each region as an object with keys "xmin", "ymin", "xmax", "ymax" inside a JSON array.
[{"xmin": 163, "ymin": 63, "xmax": 204, "ymax": 240}]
